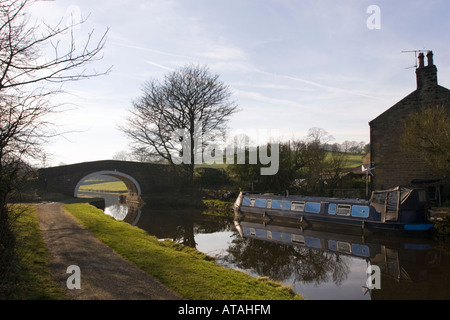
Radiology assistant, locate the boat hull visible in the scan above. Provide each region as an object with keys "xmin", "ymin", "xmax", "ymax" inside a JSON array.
[{"xmin": 236, "ymin": 207, "xmax": 434, "ymax": 233}]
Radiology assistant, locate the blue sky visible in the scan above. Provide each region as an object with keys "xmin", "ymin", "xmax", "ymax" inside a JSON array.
[{"xmin": 29, "ymin": 0, "xmax": 450, "ymax": 166}]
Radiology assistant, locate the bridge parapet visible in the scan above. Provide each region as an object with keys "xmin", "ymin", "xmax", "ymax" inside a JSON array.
[{"xmin": 38, "ymin": 160, "xmax": 180, "ymax": 197}]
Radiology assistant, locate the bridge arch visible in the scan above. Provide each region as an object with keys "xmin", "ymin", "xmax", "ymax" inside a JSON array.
[{"xmin": 74, "ymin": 170, "xmax": 142, "ymax": 197}]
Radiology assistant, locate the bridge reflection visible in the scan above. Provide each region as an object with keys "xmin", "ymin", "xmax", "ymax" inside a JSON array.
[{"xmin": 79, "ymin": 192, "xmax": 142, "ymax": 226}]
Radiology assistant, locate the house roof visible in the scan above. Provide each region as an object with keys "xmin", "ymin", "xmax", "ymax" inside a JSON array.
[
  {"xmin": 370, "ymin": 51, "xmax": 450, "ymax": 126},
  {"xmin": 369, "ymin": 85, "xmax": 450, "ymax": 126}
]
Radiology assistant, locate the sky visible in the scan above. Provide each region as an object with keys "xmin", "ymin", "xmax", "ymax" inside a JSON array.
[{"xmin": 27, "ymin": 0, "xmax": 450, "ymax": 167}]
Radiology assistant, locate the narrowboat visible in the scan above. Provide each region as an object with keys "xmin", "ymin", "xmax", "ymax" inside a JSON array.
[{"xmin": 233, "ymin": 186, "xmax": 434, "ymax": 232}]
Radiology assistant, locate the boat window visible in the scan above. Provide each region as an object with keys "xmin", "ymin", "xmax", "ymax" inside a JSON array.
[
  {"xmin": 305, "ymin": 202, "xmax": 321, "ymax": 213},
  {"xmin": 291, "ymin": 201, "xmax": 305, "ymax": 211},
  {"xmin": 351, "ymin": 206, "xmax": 370, "ymax": 218},
  {"xmin": 337, "ymin": 241, "xmax": 351, "ymax": 254},
  {"xmin": 337, "ymin": 204, "xmax": 351, "ymax": 216},
  {"xmin": 266, "ymin": 199, "xmax": 272, "ymax": 208},
  {"xmin": 418, "ymin": 190, "xmax": 427, "ymax": 202},
  {"xmin": 272, "ymin": 200, "xmax": 291, "ymax": 210},
  {"xmin": 328, "ymin": 240, "xmax": 337, "ymax": 251},
  {"xmin": 328, "ymin": 204, "xmax": 337, "ymax": 215},
  {"xmin": 255, "ymin": 198, "xmax": 267, "ymax": 208},
  {"xmin": 306, "ymin": 237, "xmax": 322, "ymax": 249},
  {"xmin": 242, "ymin": 197, "xmax": 251, "ymax": 206},
  {"xmin": 267, "ymin": 230, "xmax": 272, "ymax": 240},
  {"xmin": 371, "ymin": 192, "xmax": 386, "ymax": 204},
  {"xmin": 387, "ymin": 191, "xmax": 398, "ymax": 212},
  {"xmin": 250, "ymin": 228, "xmax": 256, "ymax": 236},
  {"xmin": 352, "ymin": 244, "xmax": 370, "ymax": 257},
  {"xmin": 249, "ymin": 198, "xmax": 256, "ymax": 207},
  {"xmin": 291, "ymin": 234, "xmax": 305, "ymax": 245}
]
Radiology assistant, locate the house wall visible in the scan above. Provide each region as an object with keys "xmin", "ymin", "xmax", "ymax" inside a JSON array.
[{"xmin": 369, "ymin": 51, "xmax": 450, "ymax": 195}]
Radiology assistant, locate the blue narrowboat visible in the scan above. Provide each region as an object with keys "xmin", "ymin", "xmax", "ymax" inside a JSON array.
[{"xmin": 233, "ymin": 186, "xmax": 434, "ymax": 232}]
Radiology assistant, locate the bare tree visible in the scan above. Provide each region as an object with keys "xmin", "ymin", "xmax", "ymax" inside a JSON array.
[
  {"xmin": 130, "ymin": 146, "xmax": 152, "ymax": 163},
  {"xmin": 112, "ymin": 150, "xmax": 130, "ymax": 161},
  {"xmin": 120, "ymin": 64, "xmax": 238, "ymax": 183},
  {"xmin": 1, "ymin": 0, "xmax": 109, "ymax": 291},
  {"xmin": 0, "ymin": 0, "xmax": 109, "ymax": 90}
]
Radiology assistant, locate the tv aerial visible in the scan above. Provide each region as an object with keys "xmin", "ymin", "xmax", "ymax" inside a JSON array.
[{"xmin": 401, "ymin": 49, "xmax": 431, "ymax": 69}]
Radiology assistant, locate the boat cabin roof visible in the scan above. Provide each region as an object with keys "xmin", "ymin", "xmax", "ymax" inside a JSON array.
[
  {"xmin": 241, "ymin": 192, "xmax": 369, "ymax": 205},
  {"xmin": 241, "ymin": 186, "xmax": 428, "ymax": 209}
]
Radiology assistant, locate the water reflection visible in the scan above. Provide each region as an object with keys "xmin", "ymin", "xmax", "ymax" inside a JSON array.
[
  {"xmin": 78, "ymin": 192, "xmax": 142, "ymax": 226},
  {"xmin": 232, "ymin": 215, "xmax": 450, "ymax": 300},
  {"xmin": 135, "ymin": 209, "xmax": 233, "ymax": 249},
  {"xmin": 79, "ymin": 191, "xmax": 450, "ymax": 300}
]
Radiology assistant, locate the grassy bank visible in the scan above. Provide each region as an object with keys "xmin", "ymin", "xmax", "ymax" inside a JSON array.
[
  {"xmin": 63, "ymin": 202, "xmax": 303, "ymax": 300},
  {"xmin": 78, "ymin": 181, "xmax": 128, "ymax": 194},
  {"xmin": 5, "ymin": 205, "xmax": 65, "ymax": 299}
]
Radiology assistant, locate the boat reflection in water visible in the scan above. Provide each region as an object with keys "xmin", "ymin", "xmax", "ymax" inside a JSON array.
[{"xmin": 233, "ymin": 213, "xmax": 450, "ymax": 300}]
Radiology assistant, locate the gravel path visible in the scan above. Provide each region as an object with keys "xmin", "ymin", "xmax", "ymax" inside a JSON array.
[{"xmin": 36, "ymin": 202, "xmax": 181, "ymax": 300}]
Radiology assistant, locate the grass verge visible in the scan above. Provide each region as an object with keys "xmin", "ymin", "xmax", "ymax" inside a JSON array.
[
  {"xmin": 63, "ymin": 202, "xmax": 303, "ymax": 300},
  {"xmin": 78, "ymin": 181, "xmax": 128, "ymax": 194},
  {"xmin": 6, "ymin": 205, "xmax": 65, "ymax": 299}
]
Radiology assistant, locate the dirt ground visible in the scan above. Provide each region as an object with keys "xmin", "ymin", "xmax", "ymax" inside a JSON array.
[{"xmin": 36, "ymin": 202, "xmax": 181, "ymax": 300}]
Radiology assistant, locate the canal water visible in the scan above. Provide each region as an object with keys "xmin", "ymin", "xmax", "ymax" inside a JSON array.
[{"xmin": 79, "ymin": 191, "xmax": 450, "ymax": 300}]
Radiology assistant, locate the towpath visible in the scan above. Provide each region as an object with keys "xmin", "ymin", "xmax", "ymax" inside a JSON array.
[{"xmin": 36, "ymin": 201, "xmax": 181, "ymax": 300}]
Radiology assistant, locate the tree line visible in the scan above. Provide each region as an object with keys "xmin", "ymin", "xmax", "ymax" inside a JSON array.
[{"xmin": 115, "ymin": 126, "xmax": 368, "ymax": 196}]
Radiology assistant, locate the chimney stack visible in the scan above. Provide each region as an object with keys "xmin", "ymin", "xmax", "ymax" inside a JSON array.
[{"xmin": 416, "ymin": 50, "xmax": 437, "ymax": 90}]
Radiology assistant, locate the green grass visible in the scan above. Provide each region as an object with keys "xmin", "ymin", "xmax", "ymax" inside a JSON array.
[
  {"xmin": 63, "ymin": 202, "xmax": 303, "ymax": 300},
  {"xmin": 78, "ymin": 181, "xmax": 128, "ymax": 194},
  {"xmin": 7, "ymin": 205, "xmax": 66, "ymax": 299},
  {"xmin": 324, "ymin": 152, "xmax": 364, "ymax": 168},
  {"xmin": 343, "ymin": 154, "xmax": 365, "ymax": 168}
]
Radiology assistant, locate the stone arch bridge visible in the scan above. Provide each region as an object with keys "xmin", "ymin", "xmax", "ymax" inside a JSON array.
[{"xmin": 38, "ymin": 160, "xmax": 180, "ymax": 198}]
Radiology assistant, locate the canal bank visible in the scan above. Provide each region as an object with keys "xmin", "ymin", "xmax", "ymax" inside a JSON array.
[
  {"xmin": 36, "ymin": 201, "xmax": 182, "ymax": 300},
  {"xmin": 34, "ymin": 200, "xmax": 302, "ymax": 300}
]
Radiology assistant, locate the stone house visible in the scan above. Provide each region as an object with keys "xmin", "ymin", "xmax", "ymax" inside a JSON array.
[{"xmin": 369, "ymin": 51, "xmax": 450, "ymax": 203}]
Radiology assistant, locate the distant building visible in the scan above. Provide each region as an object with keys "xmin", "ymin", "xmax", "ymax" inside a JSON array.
[{"xmin": 369, "ymin": 51, "xmax": 450, "ymax": 203}]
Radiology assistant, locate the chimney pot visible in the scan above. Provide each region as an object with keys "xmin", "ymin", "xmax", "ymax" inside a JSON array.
[
  {"xmin": 418, "ymin": 52, "xmax": 424, "ymax": 68},
  {"xmin": 427, "ymin": 50, "xmax": 434, "ymax": 66}
]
